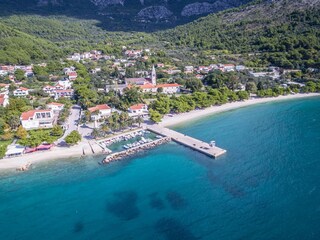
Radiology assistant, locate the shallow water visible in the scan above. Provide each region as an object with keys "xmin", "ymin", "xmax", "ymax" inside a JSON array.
[{"xmin": 0, "ymin": 97, "xmax": 320, "ymax": 240}]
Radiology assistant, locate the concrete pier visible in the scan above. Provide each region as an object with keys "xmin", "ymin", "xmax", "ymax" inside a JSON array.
[{"xmin": 147, "ymin": 125, "xmax": 226, "ymax": 158}]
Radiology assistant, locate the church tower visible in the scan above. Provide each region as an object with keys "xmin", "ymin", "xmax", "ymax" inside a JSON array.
[{"xmin": 151, "ymin": 65, "xmax": 157, "ymax": 85}]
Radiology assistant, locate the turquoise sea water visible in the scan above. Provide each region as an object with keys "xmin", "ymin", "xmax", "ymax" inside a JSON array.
[{"xmin": 1, "ymin": 97, "xmax": 320, "ymax": 240}]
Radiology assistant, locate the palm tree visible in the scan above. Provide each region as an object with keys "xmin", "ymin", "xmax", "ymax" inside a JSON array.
[
  {"xmin": 91, "ymin": 128, "xmax": 100, "ymax": 139},
  {"xmin": 135, "ymin": 115, "xmax": 144, "ymax": 127}
]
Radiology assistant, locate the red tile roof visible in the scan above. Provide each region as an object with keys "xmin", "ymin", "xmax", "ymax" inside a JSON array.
[
  {"xmin": 47, "ymin": 102, "xmax": 64, "ymax": 106},
  {"xmin": 156, "ymin": 83, "xmax": 180, "ymax": 88},
  {"xmin": 21, "ymin": 110, "xmax": 51, "ymax": 121},
  {"xmin": 67, "ymin": 72, "xmax": 77, "ymax": 76},
  {"xmin": 88, "ymin": 104, "xmax": 111, "ymax": 113},
  {"xmin": 129, "ymin": 104, "xmax": 146, "ymax": 110},
  {"xmin": 18, "ymin": 87, "xmax": 29, "ymax": 91},
  {"xmin": 140, "ymin": 83, "xmax": 155, "ymax": 89},
  {"xmin": 0, "ymin": 95, "xmax": 6, "ymax": 106}
]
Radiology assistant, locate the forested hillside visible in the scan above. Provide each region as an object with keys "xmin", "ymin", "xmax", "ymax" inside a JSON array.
[
  {"xmin": 0, "ymin": 0, "xmax": 319, "ymax": 67},
  {"xmin": 159, "ymin": 0, "xmax": 320, "ymax": 69},
  {"xmin": 0, "ymin": 23, "xmax": 63, "ymax": 64}
]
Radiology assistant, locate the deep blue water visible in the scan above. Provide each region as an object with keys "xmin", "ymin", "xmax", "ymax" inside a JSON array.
[{"xmin": 1, "ymin": 97, "xmax": 320, "ymax": 240}]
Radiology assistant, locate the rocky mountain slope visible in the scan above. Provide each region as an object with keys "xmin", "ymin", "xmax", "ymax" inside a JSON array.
[{"xmin": 0, "ymin": 0, "xmax": 252, "ymax": 30}]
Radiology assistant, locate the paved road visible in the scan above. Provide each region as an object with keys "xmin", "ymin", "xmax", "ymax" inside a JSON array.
[{"xmin": 57, "ymin": 105, "xmax": 81, "ymax": 144}]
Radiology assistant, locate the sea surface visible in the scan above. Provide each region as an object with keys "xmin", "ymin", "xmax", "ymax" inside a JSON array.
[{"xmin": 1, "ymin": 97, "xmax": 320, "ymax": 240}]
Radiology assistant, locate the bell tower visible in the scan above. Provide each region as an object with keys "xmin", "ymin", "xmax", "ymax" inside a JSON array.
[{"xmin": 151, "ymin": 65, "xmax": 157, "ymax": 85}]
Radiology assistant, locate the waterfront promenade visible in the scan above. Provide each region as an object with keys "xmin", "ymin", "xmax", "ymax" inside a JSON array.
[{"xmin": 147, "ymin": 125, "xmax": 226, "ymax": 158}]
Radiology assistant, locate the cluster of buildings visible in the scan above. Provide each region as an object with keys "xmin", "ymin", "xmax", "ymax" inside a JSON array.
[
  {"xmin": 184, "ymin": 64, "xmax": 246, "ymax": 75},
  {"xmin": 88, "ymin": 103, "xmax": 148, "ymax": 122},
  {"xmin": 67, "ymin": 50, "xmax": 114, "ymax": 62},
  {"xmin": 0, "ymin": 65, "xmax": 34, "ymax": 78},
  {"xmin": 106, "ymin": 65, "xmax": 181, "ymax": 94},
  {"xmin": 43, "ymin": 79, "xmax": 74, "ymax": 100}
]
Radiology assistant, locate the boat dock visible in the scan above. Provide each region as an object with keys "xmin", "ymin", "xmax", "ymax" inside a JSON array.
[{"xmin": 147, "ymin": 125, "xmax": 226, "ymax": 158}]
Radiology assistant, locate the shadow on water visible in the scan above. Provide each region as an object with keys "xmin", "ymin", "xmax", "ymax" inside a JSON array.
[
  {"xmin": 73, "ymin": 221, "xmax": 84, "ymax": 233},
  {"xmin": 149, "ymin": 192, "xmax": 166, "ymax": 210},
  {"xmin": 106, "ymin": 191, "xmax": 140, "ymax": 221},
  {"xmin": 166, "ymin": 191, "xmax": 188, "ymax": 210},
  {"xmin": 155, "ymin": 218, "xmax": 197, "ymax": 240},
  {"xmin": 207, "ymin": 170, "xmax": 245, "ymax": 198}
]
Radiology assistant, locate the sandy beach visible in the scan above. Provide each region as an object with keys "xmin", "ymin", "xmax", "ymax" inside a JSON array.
[
  {"xmin": 0, "ymin": 93, "xmax": 319, "ymax": 172},
  {"xmin": 160, "ymin": 93, "xmax": 320, "ymax": 127}
]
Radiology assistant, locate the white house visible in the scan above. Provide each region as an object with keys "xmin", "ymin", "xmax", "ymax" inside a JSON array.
[
  {"xmin": 20, "ymin": 109, "xmax": 54, "ymax": 130},
  {"xmin": 46, "ymin": 102, "xmax": 64, "ymax": 113},
  {"xmin": 128, "ymin": 104, "xmax": 148, "ymax": 116},
  {"xmin": 184, "ymin": 66, "xmax": 194, "ymax": 74},
  {"xmin": 13, "ymin": 87, "xmax": 29, "ymax": 97},
  {"xmin": 88, "ymin": 104, "xmax": 112, "ymax": 121},
  {"xmin": 140, "ymin": 83, "xmax": 180, "ymax": 94},
  {"xmin": 54, "ymin": 89, "xmax": 74, "ymax": 100},
  {"xmin": 67, "ymin": 71, "xmax": 77, "ymax": 81},
  {"xmin": 57, "ymin": 79, "xmax": 72, "ymax": 89},
  {"xmin": 0, "ymin": 93, "xmax": 9, "ymax": 107},
  {"xmin": 0, "ymin": 83, "xmax": 9, "ymax": 92},
  {"xmin": 43, "ymin": 85, "xmax": 56, "ymax": 96}
]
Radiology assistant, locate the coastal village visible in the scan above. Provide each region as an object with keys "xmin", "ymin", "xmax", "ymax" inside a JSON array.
[{"xmin": 0, "ymin": 46, "xmax": 319, "ymax": 170}]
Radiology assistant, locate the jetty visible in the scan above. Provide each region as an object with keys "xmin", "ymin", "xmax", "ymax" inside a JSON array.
[
  {"xmin": 147, "ymin": 125, "xmax": 226, "ymax": 158},
  {"xmin": 101, "ymin": 137, "xmax": 171, "ymax": 164}
]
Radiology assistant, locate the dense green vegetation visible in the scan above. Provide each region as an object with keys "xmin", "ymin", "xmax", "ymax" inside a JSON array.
[
  {"xmin": 0, "ymin": 0, "xmax": 319, "ymax": 68},
  {"xmin": 0, "ymin": 22, "xmax": 63, "ymax": 64},
  {"xmin": 18, "ymin": 128, "xmax": 63, "ymax": 147},
  {"xmin": 65, "ymin": 130, "xmax": 82, "ymax": 145},
  {"xmin": 148, "ymin": 88, "xmax": 249, "ymax": 122},
  {"xmin": 158, "ymin": 2, "xmax": 320, "ymax": 69}
]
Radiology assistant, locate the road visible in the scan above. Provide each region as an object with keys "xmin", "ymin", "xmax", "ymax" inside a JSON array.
[{"xmin": 57, "ymin": 105, "xmax": 81, "ymax": 144}]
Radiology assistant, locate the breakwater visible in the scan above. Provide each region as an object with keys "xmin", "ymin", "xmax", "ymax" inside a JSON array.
[{"xmin": 101, "ymin": 137, "xmax": 171, "ymax": 164}]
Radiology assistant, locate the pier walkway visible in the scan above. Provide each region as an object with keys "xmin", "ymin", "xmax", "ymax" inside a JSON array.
[{"xmin": 147, "ymin": 125, "xmax": 226, "ymax": 158}]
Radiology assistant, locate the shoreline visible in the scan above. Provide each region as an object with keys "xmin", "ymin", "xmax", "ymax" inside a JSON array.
[
  {"xmin": 160, "ymin": 93, "xmax": 320, "ymax": 127},
  {"xmin": 0, "ymin": 93, "xmax": 319, "ymax": 172}
]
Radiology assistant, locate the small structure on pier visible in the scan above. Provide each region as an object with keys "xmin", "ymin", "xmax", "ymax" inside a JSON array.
[{"xmin": 147, "ymin": 125, "xmax": 226, "ymax": 158}]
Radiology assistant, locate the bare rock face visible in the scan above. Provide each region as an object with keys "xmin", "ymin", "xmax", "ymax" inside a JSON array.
[
  {"xmin": 137, "ymin": 6, "xmax": 173, "ymax": 21},
  {"xmin": 181, "ymin": 1, "xmax": 230, "ymax": 17},
  {"xmin": 37, "ymin": 0, "xmax": 63, "ymax": 6},
  {"xmin": 90, "ymin": 0, "xmax": 125, "ymax": 7}
]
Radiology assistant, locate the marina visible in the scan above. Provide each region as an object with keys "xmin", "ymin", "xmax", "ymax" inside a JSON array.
[
  {"xmin": 147, "ymin": 125, "xmax": 227, "ymax": 158},
  {"xmin": 101, "ymin": 137, "xmax": 171, "ymax": 164}
]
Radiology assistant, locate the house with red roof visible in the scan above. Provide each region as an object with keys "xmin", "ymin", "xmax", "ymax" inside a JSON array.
[
  {"xmin": 67, "ymin": 71, "xmax": 78, "ymax": 81},
  {"xmin": 13, "ymin": 87, "xmax": 29, "ymax": 97},
  {"xmin": 43, "ymin": 85, "xmax": 56, "ymax": 96},
  {"xmin": 88, "ymin": 104, "xmax": 112, "ymax": 121},
  {"xmin": 20, "ymin": 109, "xmax": 54, "ymax": 130},
  {"xmin": 54, "ymin": 89, "xmax": 74, "ymax": 100},
  {"xmin": 139, "ymin": 83, "xmax": 180, "ymax": 94},
  {"xmin": 0, "ymin": 94, "xmax": 9, "ymax": 107},
  {"xmin": 46, "ymin": 102, "xmax": 64, "ymax": 113},
  {"xmin": 128, "ymin": 104, "xmax": 148, "ymax": 116}
]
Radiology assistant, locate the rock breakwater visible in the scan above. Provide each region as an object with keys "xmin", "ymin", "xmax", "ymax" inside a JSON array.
[{"xmin": 101, "ymin": 137, "xmax": 171, "ymax": 164}]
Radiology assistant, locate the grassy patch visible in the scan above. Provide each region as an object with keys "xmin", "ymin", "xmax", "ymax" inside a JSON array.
[{"xmin": 0, "ymin": 140, "xmax": 12, "ymax": 159}]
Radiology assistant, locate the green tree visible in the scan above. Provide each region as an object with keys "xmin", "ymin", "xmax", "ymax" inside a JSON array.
[
  {"xmin": 186, "ymin": 78, "xmax": 203, "ymax": 92},
  {"xmin": 149, "ymin": 109, "xmax": 162, "ymax": 123},
  {"xmin": 135, "ymin": 115, "xmax": 144, "ymax": 127},
  {"xmin": 51, "ymin": 125, "xmax": 64, "ymax": 137},
  {"xmin": 245, "ymin": 82, "xmax": 257, "ymax": 93},
  {"xmin": 237, "ymin": 91, "xmax": 249, "ymax": 101},
  {"xmin": 14, "ymin": 69, "xmax": 25, "ymax": 81},
  {"xmin": 16, "ymin": 125, "xmax": 28, "ymax": 139},
  {"xmin": 65, "ymin": 130, "xmax": 82, "ymax": 145}
]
